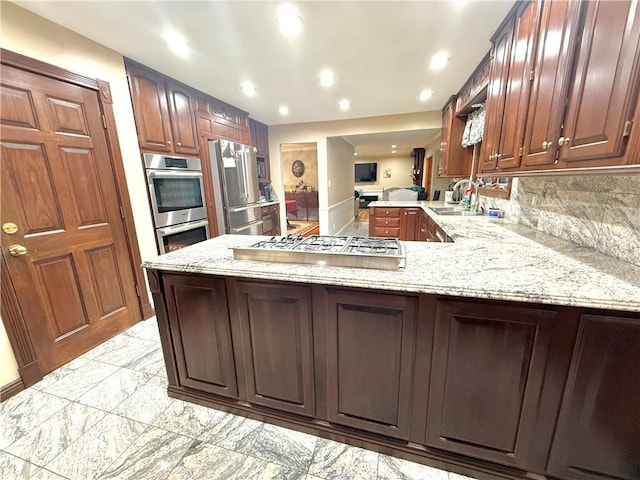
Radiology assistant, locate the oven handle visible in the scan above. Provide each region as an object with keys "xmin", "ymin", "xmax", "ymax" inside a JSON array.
[
  {"xmin": 156, "ymin": 219, "xmax": 209, "ymax": 236},
  {"xmin": 148, "ymin": 170, "xmax": 203, "ymax": 179}
]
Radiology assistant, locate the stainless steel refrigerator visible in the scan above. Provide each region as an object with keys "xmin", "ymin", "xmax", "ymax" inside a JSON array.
[{"xmin": 209, "ymin": 139, "xmax": 264, "ymax": 235}]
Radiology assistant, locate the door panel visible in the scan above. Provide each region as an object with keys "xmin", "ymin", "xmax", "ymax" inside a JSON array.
[
  {"xmin": 325, "ymin": 289, "xmax": 417, "ymax": 440},
  {"xmin": 1, "ymin": 65, "xmax": 139, "ymax": 372},
  {"xmin": 164, "ymin": 275, "xmax": 238, "ymax": 398},
  {"xmin": 522, "ymin": 0, "xmax": 580, "ymax": 166},
  {"xmin": 236, "ymin": 281, "xmax": 315, "ymax": 416},
  {"xmin": 426, "ymin": 300, "xmax": 574, "ymax": 470},
  {"xmin": 547, "ymin": 314, "xmax": 640, "ymax": 480},
  {"xmin": 560, "ymin": 0, "xmax": 640, "ymax": 165},
  {"xmin": 166, "ymin": 82, "xmax": 199, "ymax": 156}
]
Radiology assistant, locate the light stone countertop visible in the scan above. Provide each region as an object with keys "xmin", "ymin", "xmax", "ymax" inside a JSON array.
[{"xmin": 143, "ymin": 200, "xmax": 640, "ymax": 313}]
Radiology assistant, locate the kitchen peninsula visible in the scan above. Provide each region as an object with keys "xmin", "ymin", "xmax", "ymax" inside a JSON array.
[{"xmin": 144, "ymin": 210, "xmax": 640, "ymax": 480}]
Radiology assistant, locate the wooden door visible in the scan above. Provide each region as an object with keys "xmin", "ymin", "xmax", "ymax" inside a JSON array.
[
  {"xmin": 521, "ymin": 0, "xmax": 581, "ymax": 167},
  {"xmin": 496, "ymin": 0, "xmax": 538, "ymax": 170},
  {"xmin": 400, "ymin": 208, "xmax": 420, "ymax": 241},
  {"xmin": 325, "ymin": 289, "xmax": 417, "ymax": 440},
  {"xmin": 166, "ymin": 81, "xmax": 199, "ymax": 156},
  {"xmin": 547, "ymin": 314, "xmax": 640, "ymax": 480},
  {"xmin": 1, "ymin": 65, "xmax": 140, "ymax": 373},
  {"xmin": 480, "ymin": 15, "xmax": 515, "ymax": 172},
  {"xmin": 426, "ymin": 300, "xmax": 577, "ymax": 471},
  {"xmin": 558, "ymin": 0, "xmax": 640, "ymax": 166},
  {"xmin": 126, "ymin": 62, "xmax": 173, "ymax": 152},
  {"xmin": 235, "ymin": 281, "xmax": 315, "ymax": 416},
  {"xmin": 163, "ymin": 274, "xmax": 238, "ymax": 398}
]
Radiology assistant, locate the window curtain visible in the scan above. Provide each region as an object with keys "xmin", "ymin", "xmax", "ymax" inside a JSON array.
[{"xmin": 461, "ymin": 103, "xmax": 485, "ymax": 147}]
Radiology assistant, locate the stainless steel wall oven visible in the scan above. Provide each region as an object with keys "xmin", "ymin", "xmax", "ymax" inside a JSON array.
[{"xmin": 144, "ymin": 153, "xmax": 209, "ymax": 253}]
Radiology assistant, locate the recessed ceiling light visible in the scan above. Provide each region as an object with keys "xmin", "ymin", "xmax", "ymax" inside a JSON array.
[
  {"xmin": 240, "ymin": 81, "xmax": 257, "ymax": 96},
  {"xmin": 419, "ymin": 89, "xmax": 434, "ymax": 101},
  {"xmin": 339, "ymin": 99, "xmax": 350, "ymax": 111},
  {"xmin": 354, "ymin": 152, "xmax": 358, "ymax": 156},
  {"xmin": 279, "ymin": 105, "xmax": 289, "ymax": 116},
  {"xmin": 319, "ymin": 70, "xmax": 336, "ymax": 87},
  {"xmin": 430, "ymin": 52, "xmax": 449, "ymax": 70},
  {"xmin": 164, "ymin": 33, "xmax": 190, "ymax": 57},
  {"xmin": 391, "ymin": 144, "xmax": 397, "ymax": 148},
  {"xmin": 392, "ymin": 150, "xmax": 397, "ymax": 154},
  {"xmin": 276, "ymin": 5, "xmax": 303, "ymax": 36}
]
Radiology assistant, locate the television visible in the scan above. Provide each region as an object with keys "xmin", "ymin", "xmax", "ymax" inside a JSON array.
[{"xmin": 354, "ymin": 162, "xmax": 377, "ymax": 183}]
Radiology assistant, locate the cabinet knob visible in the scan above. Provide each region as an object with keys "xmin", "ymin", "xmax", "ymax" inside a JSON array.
[
  {"xmin": 542, "ymin": 140, "xmax": 554, "ymax": 150},
  {"xmin": 385, "ymin": 211, "xmax": 389, "ymax": 214},
  {"xmin": 496, "ymin": 153, "xmax": 502, "ymax": 159},
  {"xmin": 385, "ymin": 221, "xmax": 389, "ymax": 225},
  {"xmin": 177, "ymin": 142, "xmax": 182, "ymax": 147},
  {"xmin": 558, "ymin": 137, "xmax": 570, "ymax": 146},
  {"xmin": 167, "ymin": 140, "xmax": 172, "ymax": 144},
  {"xmin": 385, "ymin": 230, "xmax": 389, "ymax": 234}
]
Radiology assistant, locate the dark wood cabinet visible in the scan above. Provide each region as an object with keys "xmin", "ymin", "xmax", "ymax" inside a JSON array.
[
  {"xmin": 547, "ymin": 314, "xmax": 640, "ymax": 480},
  {"xmin": 250, "ymin": 119, "xmax": 270, "ymax": 182},
  {"xmin": 324, "ymin": 289, "xmax": 418, "ymax": 440},
  {"xmin": 166, "ymin": 81, "xmax": 199, "ymax": 156},
  {"xmin": 426, "ymin": 300, "xmax": 578, "ymax": 471},
  {"xmin": 260, "ymin": 204, "xmax": 280, "ymax": 237},
  {"xmin": 557, "ymin": 0, "xmax": 640, "ymax": 168},
  {"xmin": 479, "ymin": 0, "xmax": 640, "ymax": 174},
  {"xmin": 440, "ymin": 96, "xmax": 473, "ymax": 177},
  {"xmin": 480, "ymin": 0, "xmax": 538, "ymax": 173},
  {"xmin": 126, "ymin": 63, "xmax": 173, "ymax": 153},
  {"xmin": 235, "ymin": 281, "xmax": 315, "ymax": 416},
  {"xmin": 400, "ymin": 208, "xmax": 420, "ymax": 241},
  {"xmin": 369, "ymin": 207, "xmax": 401, "ymax": 238},
  {"xmin": 163, "ymin": 274, "xmax": 238, "ymax": 398}
]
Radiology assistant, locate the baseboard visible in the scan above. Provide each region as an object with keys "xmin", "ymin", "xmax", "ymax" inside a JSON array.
[{"xmin": 0, "ymin": 378, "xmax": 25, "ymax": 402}]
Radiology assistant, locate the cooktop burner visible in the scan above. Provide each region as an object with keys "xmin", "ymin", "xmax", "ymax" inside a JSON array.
[{"xmin": 232, "ymin": 235, "xmax": 406, "ymax": 270}]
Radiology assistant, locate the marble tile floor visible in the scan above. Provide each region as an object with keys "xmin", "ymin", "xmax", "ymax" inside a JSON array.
[
  {"xmin": 340, "ymin": 211, "xmax": 369, "ymax": 237},
  {"xmin": 0, "ymin": 317, "xmax": 476, "ymax": 480}
]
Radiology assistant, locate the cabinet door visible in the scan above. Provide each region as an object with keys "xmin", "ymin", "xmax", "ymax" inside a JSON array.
[
  {"xmin": 426, "ymin": 300, "xmax": 576, "ymax": 470},
  {"xmin": 325, "ymin": 289, "xmax": 418, "ymax": 440},
  {"xmin": 496, "ymin": 1, "xmax": 538, "ymax": 170},
  {"xmin": 558, "ymin": 0, "xmax": 640, "ymax": 166},
  {"xmin": 164, "ymin": 274, "xmax": 238, "ymax": 398},
  {"xmin": 547, "ymin": 314, "xmax": 640, "ymax": 480},
  {"xmin": 400, "ymin": 208, "xmax": 420, "ymax": 241},
  {"xmin": 522, "ymin": 0, "xmax": 581, "ymax": 167},
  {"xmin": 236, "ymin": 281, "xmax": 315, "ymax": 417},
  {"xmin": 440, "ymin": 97, "xmax": 473, "ymax": 177},
  {"xmin": 256, "ymin": 121, "xmax": 269, "ymax": 156},
  {"xmin": 418, "ymin": 212, "xmax": 429, "ymax": 241},
  {"xmin": 166, "ymin": 82, "xmax": 199, "ymax": 156},
  {"xmin": 127, "ymin": 64, "xmax": 173, "ymax": 152},
  {"xmin": 480, "ymin": 15, "xmax": 515, "ymax": 172}
]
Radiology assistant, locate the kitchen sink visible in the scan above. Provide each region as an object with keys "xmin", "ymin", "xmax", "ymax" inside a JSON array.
[{"xmin": 429, "ymin": 207, "xmax": 484, "ymax": 216}]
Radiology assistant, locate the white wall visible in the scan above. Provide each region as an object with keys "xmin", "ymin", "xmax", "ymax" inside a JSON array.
[
  {"xmin": 269, "ymin": 111, "xmax": 441, "ymax": 233},
  {"xmin": 326, "ymin": 137, "xmax": 356, "ymax": 234},
  {"xmin": 1, "ymin": 3, "xmax": 158, "ymax": 384}
]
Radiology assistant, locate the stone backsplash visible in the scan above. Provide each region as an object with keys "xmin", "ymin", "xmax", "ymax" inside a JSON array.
[{"xmin": 480, "ymin": 175, "xmax": 640, "ymax": 266}]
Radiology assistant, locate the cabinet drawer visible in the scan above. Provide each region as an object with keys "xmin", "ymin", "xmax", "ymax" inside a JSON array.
[
  {"xmin": 375, "ymin": 208, "xmax": 401, "ymax": 218},
  {"xmin": 374, "ymin": 217, "xmax": 400, "ymax": 228},
  {"xmin": 373, "ymin": 227, "xmax": 400, "ymax": 238}
]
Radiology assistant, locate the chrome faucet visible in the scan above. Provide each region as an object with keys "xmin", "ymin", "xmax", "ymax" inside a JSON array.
[{"xmin": 452, "ymin": 179, "xmax": 479, "ymax": 211}]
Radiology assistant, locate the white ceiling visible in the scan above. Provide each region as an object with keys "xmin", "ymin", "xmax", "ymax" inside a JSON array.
[
  {"xmin": 13, "ymin": 0, "xmax": 514, "ymax": 130},
  {"xmin": 341, "ymin": 129, "xmax": 441, "ymax": 158}
]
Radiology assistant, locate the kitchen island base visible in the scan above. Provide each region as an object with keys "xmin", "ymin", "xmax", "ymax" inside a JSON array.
[{"xmin": 147, "ymin": 268, "xmax": 640, "ymax": 480}]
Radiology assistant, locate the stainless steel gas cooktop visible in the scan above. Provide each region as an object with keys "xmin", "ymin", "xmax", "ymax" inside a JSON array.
[{"xmin": 232, "ymin": 235, "xmax": 406, "ymax": 270}]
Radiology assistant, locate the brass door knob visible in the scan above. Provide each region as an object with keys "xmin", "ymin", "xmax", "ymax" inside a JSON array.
[
  {"xmin": 2, "ymin": 222, "xmax": 18, "ymax": 234},
  {"xmin": 8, "ymin": 244, "xmax": 28, "ymax": 256}
]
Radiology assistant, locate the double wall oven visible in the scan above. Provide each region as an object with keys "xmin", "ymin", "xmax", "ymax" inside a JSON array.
[{"xmin": 145, "ymin": 154, "xmax": 209, "ymax": 254}]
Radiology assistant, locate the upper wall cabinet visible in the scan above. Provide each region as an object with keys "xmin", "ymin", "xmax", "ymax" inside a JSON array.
[
  {"xmin": 440, "ymin": 96, "xmax": 473, "ymax": 177},
  {"xmin": 126, "ymin": 61, "xmax": 199, "ymax": 156},
  {"xmin": 480, "ymin": 0, "xmax": 640, "ymax": 175}
]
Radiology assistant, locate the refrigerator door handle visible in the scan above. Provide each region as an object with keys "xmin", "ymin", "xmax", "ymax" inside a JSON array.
[
  {"xmin": 231, "ymin": 221, "xmax": 264, "ymax": 233},
  {"xmin": 236, "ymin": 152, "xmax": 247, "ymax": 199},
  {"xmin": 228, "ymin": 204, "xmax": 262, "ymax": 213}
]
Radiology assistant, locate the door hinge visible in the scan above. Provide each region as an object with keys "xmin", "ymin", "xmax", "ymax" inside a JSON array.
[
  {"xmin": 102, "ymin": 114, "xmax": 107, "ymax": 129},
  {"xmin": 529, "ymin": 70, "xmax": 535, "ymax": 81},
  {"xmin": 119, "ymin": 205, "xmax": 125, "ymax": 219},
  {"xmin": 623, "ymin": 120, "xmax": 633, "ymax": 137},
  {"xmin": 135, "ymin": 284, "xmax": 141, "ymax": 297}
]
